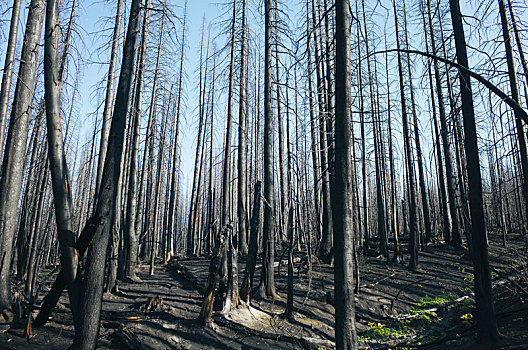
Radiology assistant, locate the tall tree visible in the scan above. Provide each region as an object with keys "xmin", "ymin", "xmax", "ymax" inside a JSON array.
[
  {"xmin": 403, "ymin": 0, "xmax": 433, "ymax": 245},
  {"xmin": 426, "ymin": 0, "xmax": 462, "ymax": 247},
  {"xmin": 259, "ymin": 0, "xmax": 276, "ymax": 299},
  {"xmin": 220, "ymin": 0, "xmax": 239, "ymax": 311},
  {"xmin": 238, "ymin": 0, "xmax": 249, "ymax": 255},
  {"xmin": 94, "ymin": 0, "xmax": 124, "ymax": 206},
  {"xmin": 0, "ymin": 0, "xmax": 21, "ymax": 159},
  {"xmin": 43, "ymin": 0, "xmax": 81, "ymax": 326},
  {"xmin": 72, "ymin": 0, "xmax": 141, "ymax": 347},
  {"xmin": 393, "ymin": 0, "xmax": 419, "ymax": 271},
  {"xmin": 448, "ymin": 0, "xmax": 500, "ymax": 344},
  {"xmin": 166, "ymin": 0, "xmax": 187, "ymax": 260},
  {"xmin": 123, "ymin": 0, "xmax": 152, "ymax": 281},
  {"xmin": 498, "ymin": 0, "xmax": 528, "ymax": 223},
  {"xmin": 333, "ymin": 0, "xmax": 358, "ymax": 348},
  {"xmin": 0, "ymin": 0, "xmax": 45, "ymax": 311}
]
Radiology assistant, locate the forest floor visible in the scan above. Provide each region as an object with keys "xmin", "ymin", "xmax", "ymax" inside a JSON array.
[{"xmin": 0, "ymin": 231, "xmax": 527, "ymax": 349}]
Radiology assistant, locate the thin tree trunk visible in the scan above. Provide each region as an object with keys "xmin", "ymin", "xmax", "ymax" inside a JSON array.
[
  {"xmin": 123, "ymin": 0, "xmax": 152, "ymax": 280},
  {"xmin": 166, "ymin": 0, "xmax": 187, "ymax": 261},
  {"xmin": 220, "ymin": 0, "xmax": 239, "ymax": 312},
  {"xmin": 426, "ymin": 0, "xmax": 462, "ymax": 247},
  {"xmin": 238, "ymin": 0, "xmax": 249, "ymax": 255},
  {"xmin": 187, "ymin": 23, "xmax": 208, "ymax": 256},
  {"xmin": 0, "ymin": 0, "xmax": 45, "ymax": 311},
  {"xmin": 259, "ymin": 0, "xmax": 276, "ymax": 299},
  {"xmin": 94, "ymin": 0, "xmax": 124, "ymax": 207},
  {"xmin": 333, "ymin": 0, "xmax": 358, "ymax": 347},
  {"xmin": 403, "ymin": 0, "xmax": 432, "ymax": 245},
  {"xmin": 448, "ymin": 0, "xmax": 500, "ymax": 344},
  {"xmin": 72, "ymin": 0, "xmax": 141, "ymax": 347},
  {"xmin": 393, "ymin": 0, "xmax": 418, "ymax": 271},
  {"xmin": 0, "ymin": 0, "xmax": 22, "ymax": 158},
  {"xmin": 498, "ymin": 0, "xmax": 528, "ymax": 225},
  {"xmin": 43, "ymin": 0, "xmax": 81, "ymax": 326}
]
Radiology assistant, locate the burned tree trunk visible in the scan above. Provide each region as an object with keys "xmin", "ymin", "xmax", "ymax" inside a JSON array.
[
  {"xmin": 43, "ymin": 0, "xmax": 81, "ymax": 326},
  {"xmin": 259, "ymin": 0, "xmax": 277, "ymax": 300},
  {"xmin": 448, "ymin": 0, "xmax": 500, "ymax": 345},
  {"xmin": 72, "ymin": 0, "xmax": 141, "ymax": 347},
  {"xmin": 0, "ymin": 0, "xmax": 21, "ymax": 158},
  {"xmin": 0, "ymin": 0, "xmax": 45, "ymax": 311},
  {"xmin": 333, "ymin": 0, "xmax": 358, "ymax": 347}
]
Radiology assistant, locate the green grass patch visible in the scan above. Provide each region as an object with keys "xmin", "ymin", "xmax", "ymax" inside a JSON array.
[
  {"xmin": 411, "ymin": 294, "xmax": 458, "ymax": 312},
  {"xmin": 359, "ymin": 322, "xmax": 412, "ymax": 341}
]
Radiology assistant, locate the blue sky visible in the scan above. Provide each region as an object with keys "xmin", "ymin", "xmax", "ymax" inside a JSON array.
[{"xmin": 73, "ymin": 0, "xmax": 222, "ymax": 189}]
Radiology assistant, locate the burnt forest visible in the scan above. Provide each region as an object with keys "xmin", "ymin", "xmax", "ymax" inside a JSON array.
[{"xmin": 0, "ymin": 0, "xmax": 527, "ymax": 349}]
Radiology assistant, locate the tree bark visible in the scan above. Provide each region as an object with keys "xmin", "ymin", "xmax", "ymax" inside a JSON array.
[
  {"xmin": 0, "ymin": 0, "xmax": 45, "ymax": 311},
  {"xmin": 448, "ymin": 0, "xmax": 500, "ymax": 344},
  {"xmin": 0, "ymin": 0, "xmax": 22, "ymax": 159},
  {"xmin": 94, "ymin": 0, "xmax": 124, "ymax": 208},
  {"xmin": 393, "ymin": 0, "xmax": 419, "ymax": 271},
  {"xmin": 498, "ymin": 0, "xmax": 528, "ymax": 225},
  {"xmin": 259, "ymin": 0, "xmax": 276, "ymax": 299},
  {"xmin": 238, "ymin": 0, "xmax": 249, "ymax": 255},
  {"xmin": 123, "ymin": 0, "xmax": 152, "ymax": 280},
  {"xmin": 333, "ymin": 1, "xmax": 358, "ymax": 348},
  {"xmin": 43, "ymin": 0, "xmax": 81, "ymax": 326},
  {"xmin": 240, "ymin": 181, "xmax": 261, "ymax": 303},
  {"xmin": 72, "ymin": 0, "xmax": 141, "ymax": 347}
]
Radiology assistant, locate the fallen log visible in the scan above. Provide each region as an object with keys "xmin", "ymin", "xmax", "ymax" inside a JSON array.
[
  {"xmin": 212, "ymin": 314, "xmax": 336, "ymax": 349},
  {"xmin": 33, "ymin": 216, "xmax": 101, "ymax": 327}
]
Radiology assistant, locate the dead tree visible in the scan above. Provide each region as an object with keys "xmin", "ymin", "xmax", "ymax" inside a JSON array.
[
  {"xmin": 43, "ymin": 0, "xmax": 82, "ymax": 326},
  {"xmin": 448, "ymin": 0, "xmax": 500, "ymax": 344},
  {"xmin": 426, "ymin": 0, "xmax": 462, "ymax": 248},
  {"xmin": 72, "ymin": 0, "xmax": 141, "ymax": 347},
  {"xmin": 0, "ymin": 0, "xmax": 45, "ymax": 311},
  {"xmin": 0, "ymin": 0, "xmax": 21, "ymax": 159},
  {"xmin": 333, "ymin": 0, "xmax": 358, "ymax": 348},
  {"xmin": 123, "ymin": 0, "xmax": 152, "ymax": 281},
  {"xmin": 238, "ymin": 0, "xmax": 249, "ymax": 255},
  {"xmin": 498, "ymin": 0, "xmax": 528, "ymax": 227},
  {"xmin": 393, "ymin": 0, "xmax": 419, "ymax": 271},
  {"xmin": 259, "ymin": 0, "xmax": 276, "ymax": 300},
  {"xmin": 166, "ymin": 0, "xmax": 187, "ymax": 260},
  {"xmin": 94, "ymin": 0, "xmax": 124, "ymax": 207}
]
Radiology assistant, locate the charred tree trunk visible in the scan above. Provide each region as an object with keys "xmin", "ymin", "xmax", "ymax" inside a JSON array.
[
  {"xmin": 166, "ymin": 0, "xmax": 187, "ymax": 260},
  {"xmin": 426, "ymin": 0, "xmax": 462, "ymax": 248},
  {"xmin": 238, "ymin": 0, "xmax": 249, "ymax": 255},
  {"xmin": 0, "ymin": 0, "xmax": 45, "ymax": 311},
  {"xmin": 498, "ymin": 0, "xmax": 528, "ymax": 226},
  {"xmin": 0, "ymin": 0, "xmax": 21, "ymax": 158},
  {"xmin": 94, "ymin": 0, "xmax": 124, "ymax": 207},
  {"xmin": 43, "ymin": 0, "xmax": 81, "ymax": 326},
  {"xmin": 259, "ymin": 0, "xmax": 276, "ymax": 299},
  {"xmin": 72, "ymin": 0, "xmax": 140, "ymax": 347},
  {"xmin": 448, "ymin": 0, "xmax": 500, "ymax": 344},
  {"xmin": 403, "ymin": 0, "xmax": 432, "ymax": 246},
  {"xmin": 393, "ymin": 0, "xmax": 418, "ymax": 271},
  {"xmin": 333, "ymin": 0, "xmax": 358, "ymax": 347}
]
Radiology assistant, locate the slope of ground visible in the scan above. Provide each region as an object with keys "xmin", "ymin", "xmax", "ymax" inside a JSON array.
[{"xmin": 0, "ymin": 231, "xmax": 526, "ymax": 349}]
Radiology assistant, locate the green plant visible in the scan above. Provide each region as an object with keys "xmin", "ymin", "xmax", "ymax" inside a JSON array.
[
  {"xmin": 411, "ymin": 294, "xmax": 458, "ymax": 311},
  {"xmin": 360, "ymin": 322, "xmax": 412, "ymax": 340}
]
